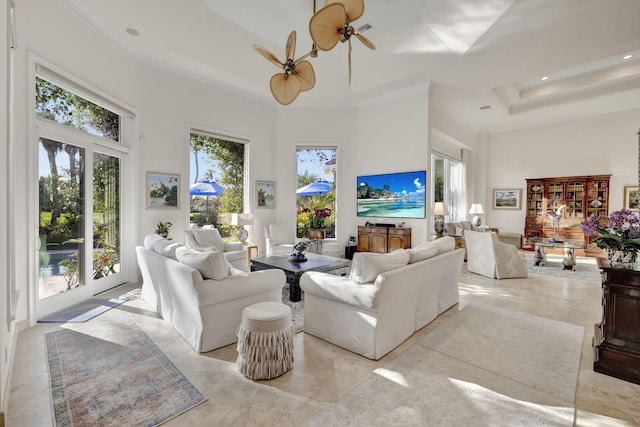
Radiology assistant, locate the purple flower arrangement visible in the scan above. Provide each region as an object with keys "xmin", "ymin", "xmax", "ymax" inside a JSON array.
[
  {"xmin": 580, "ymin": 209, "xmax": 640, "ymax": 251},
  {"xmin": 310, "ymin": 207, "xmax": 332, "ymax": 229}
]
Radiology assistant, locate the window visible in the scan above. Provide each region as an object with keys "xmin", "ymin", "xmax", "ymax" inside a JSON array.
[
  {"xmin": 296, "ymin": 148, "xmax": 337, "ymax": 238},
  {"xmin": 35, "ymin": 77, "xmax": 120, "ymax": 142},
  {"xmin": 189, "ymin": 132, "xmax": 246, "ymax": 237},
  {"xmin": 432, "ymin": 153, "xmax": 465, "ymax": 221}
]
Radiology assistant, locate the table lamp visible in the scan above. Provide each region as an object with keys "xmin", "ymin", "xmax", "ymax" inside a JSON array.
[
  {"xmin": 432, "ymin": 202, "xmax": 449, "ymax": 236},
  {"xmin": 469, "ymin": 203, "xmax": 484, "ymax": 228},
  {"xmin": 231, "ymin": 213, "xmax": 253, "ymax": 243}
]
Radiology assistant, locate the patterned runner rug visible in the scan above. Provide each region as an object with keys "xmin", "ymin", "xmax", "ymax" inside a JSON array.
[
  {"xmin": 45, "ymin": 316, "xmax": 206, "ymax": 427},
  {"xmin": 307, "ymin": 304, "xmax": 584, "ymax": 426}
]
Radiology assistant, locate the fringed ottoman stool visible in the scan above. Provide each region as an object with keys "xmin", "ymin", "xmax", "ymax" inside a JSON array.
[{"xmin": 236, "ymin": 301, "xmax": 294, "ymax": 380}]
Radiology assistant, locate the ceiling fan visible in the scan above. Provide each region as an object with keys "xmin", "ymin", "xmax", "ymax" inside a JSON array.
[
  {"xmin": 309, "ymin": 0, "xmax": 376, "ymax": 84},
  {"xmin": 252, "ymin": 31, "xmax": 316, "ymax": 105},
  {"xmin": 253, "ymin": 0, "xmax": 375, "ymax": 105}
]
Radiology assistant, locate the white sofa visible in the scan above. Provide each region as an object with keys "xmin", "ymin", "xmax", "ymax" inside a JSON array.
[
  {"xmin": 465, "ymin": 230, "xmax": 528, "ymax": 279},
  {"xmin": 184, "ymin": 227, "xmax": 249, "ymax": 271},
  {"xmin": 300, "ymin": 237, "xmax": 465, "ymax": 360},
  {"xmin": 136, "ymin": 234, "xmax": 285, "ymax": 352}
]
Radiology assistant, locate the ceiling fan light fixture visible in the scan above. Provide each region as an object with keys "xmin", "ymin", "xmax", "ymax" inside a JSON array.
[{"xmin": 309, "ymin": 3, "xmax": 347, "ymax": 51}]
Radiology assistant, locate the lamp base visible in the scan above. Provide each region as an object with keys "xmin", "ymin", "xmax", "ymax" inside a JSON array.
[
  {"xmin": 472, "ymin": 216, "xmax": 481, "ymax": 228},
  {"xmin": 434, "ymin": 218, "xmax": 445, "ymax": 236}
]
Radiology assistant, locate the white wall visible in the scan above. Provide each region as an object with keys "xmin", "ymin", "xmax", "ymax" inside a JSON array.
[
  {"xmin": 1, "ymin": 0, "xmax": 13, "ymax": 415},
  {"xmin": 137, "ymin": 68, "xmax": 277, "ymax": 250},
  {"xmin": 482, "ymin": 112, "xmax": 640, "ymax": 234},
  {"xmin": 275, "ymin": 105, "xmax": 357, "ymax": 249},
  {"xmin": 355, "ymin": 89, "xmax": 431, "ymax": 244}
]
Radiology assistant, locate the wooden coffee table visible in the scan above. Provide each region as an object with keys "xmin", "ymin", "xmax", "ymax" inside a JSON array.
[{"xmin": 251, "ymin": 253, "xmax": 352, "ymax": 302}]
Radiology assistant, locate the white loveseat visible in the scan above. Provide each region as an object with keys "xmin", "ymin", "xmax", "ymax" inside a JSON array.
[
  {"xmin": 136, "ymin": 234, "xmax": 285, "ymax": 352},
  {"xmin": 300, "ymin": 237, "xmax": 465, "ymax": 360},
  {"xmin": 184, "ymin": 227, "xmax": 249, "ymax": 271}
]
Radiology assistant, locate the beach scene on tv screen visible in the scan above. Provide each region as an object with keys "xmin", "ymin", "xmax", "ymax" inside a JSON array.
[{"xmin": 357, "ymin": 171, "xmax": 426, "ymax": 218}]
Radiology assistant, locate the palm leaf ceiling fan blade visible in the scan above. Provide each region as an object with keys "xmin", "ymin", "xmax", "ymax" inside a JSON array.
[
  {"xmin": 348, "ymin": 39, "xmax": 352, "ymax": 84},
  {"xmin": 270, "ymin": 73, "xmax": 302, "ymax": 105},
  {"xmin": 355, "ymin": 31, "xmax": 375, "ymax": 50},
  {"xmin": 294, "ymin": 60, "xmax": 316, "ymax": 91},
  {"xmin": 309, "ymin": 3, "xmax": 346, "ymax": 51},
  {"xmin": 325, "ymin": 0, "xmax": 364, "ymax": 22},
  {"xmin": 253, "ymin": 45, "xmax": 284, "ymax": 68},
  {"xmin": 286, "ymin": 30, "xmax": 296, "ymax": 61}
]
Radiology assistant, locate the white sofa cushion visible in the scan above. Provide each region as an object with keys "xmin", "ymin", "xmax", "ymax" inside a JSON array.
[
  {"xmin": 351, "ymin": 250, "xmax": 410, "ymax": 284},
  {"xmin": 407, "ymin": 242, "xmax": 438, "ymax": 263},
  {"xmin": 176, "ymin": 247, "xmax": 230, "ymax": 281},
  {"xmin": 185, "ymin": 228, "xmax": 225, "ymax": 252}
]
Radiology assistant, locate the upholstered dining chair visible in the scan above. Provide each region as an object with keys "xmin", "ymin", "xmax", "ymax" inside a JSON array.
[{"xmin": 464, "ymin": 230, "xmax": 528, "ymax": 279}]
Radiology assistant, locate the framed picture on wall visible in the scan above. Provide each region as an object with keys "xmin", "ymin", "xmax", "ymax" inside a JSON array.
[
  {"xmin": 256, "ymin": 180, "xmax": 275, "ymax": 209},
  {"xmin": 624, "ymin": 186, "xmax": 640, "ymax": 212},
  {"xmin": 146, "ymin": 172, "xmax": 180, "ymax": 209},
  {"xmin": 493, "ymin": 188, "xmax": 522, "ymax": 210}
]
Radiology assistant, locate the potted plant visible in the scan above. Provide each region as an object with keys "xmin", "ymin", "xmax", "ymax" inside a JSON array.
[
  {"xmin": 155, "ymin": 221, "xmax": 173, "ymax": 239},
  {"xmin": 581, "ymin": 209, "xmax": 640, "ymax": 269},
  {"xmin": 309, "ymin": 207, "xmax": 332, "ymax": 239}
]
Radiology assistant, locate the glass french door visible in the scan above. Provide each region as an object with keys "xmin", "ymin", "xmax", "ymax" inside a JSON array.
[{"xmin": 37, "ymin": 134, "xmax": 123, "ymax": 317}]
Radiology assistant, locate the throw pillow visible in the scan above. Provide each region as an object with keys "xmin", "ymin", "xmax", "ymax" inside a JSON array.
[
  {"xmin": 144, "ymin": 234, "xmax": 164, "ymax": 250},
  {"xmin": 187, "ymin": 228, "xmax": 225, "ymax": 252},
  {"xmin": 153, "ymin": 239, "xmax": 183, "ymax": 260},
  {"xmin": 407, "ymin": 242, "xmax": 439, "ymax": 263},
  {"xmin": 175, "ymin": 247, "xmax": 230, "ymax": 280},
  {"xmin": 351, "ymin": 250, "xmax": 410, "ymax": 284}
]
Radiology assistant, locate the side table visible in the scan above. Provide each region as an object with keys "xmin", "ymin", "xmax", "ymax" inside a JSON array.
[{"xmin": 244, "ymin": 243, "xmax": 259, "ymax": 269}]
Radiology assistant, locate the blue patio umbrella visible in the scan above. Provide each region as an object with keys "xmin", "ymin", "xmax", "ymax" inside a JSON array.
[
  {"xmin": 296, "ymin": 179, "xmax": 332, "ymax": 196},
  {"xmin": 190, "ymin": 179, "xmax": 224, "ymax": 220}
]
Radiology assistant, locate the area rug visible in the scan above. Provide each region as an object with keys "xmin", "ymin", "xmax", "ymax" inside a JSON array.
[
  {"xmin": 524, "ymin": 251, "xmax": 601, "ymax": 282},
  {"xmin": 45, "ymin": 316, "xmax": 207, "ymax": 427},
  {"xmin": 307, "ymin": 304, "xmax": 584, "ymax": 426},
  {"xmin": 39, "ymin": 297, "xmax": 128, "ymax": 323}
]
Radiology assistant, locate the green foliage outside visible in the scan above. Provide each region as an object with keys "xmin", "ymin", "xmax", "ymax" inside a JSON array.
[
  {"xmin": 296, "ymin": 149, "xmax": 336, "ymax": 238},
  {"xmin": 190, "ymin": 134, "xmax": 244, "ymax": 237},
  {"xmin": 36, "ymin": 78, "xmax": 122, "ymax": 284}
]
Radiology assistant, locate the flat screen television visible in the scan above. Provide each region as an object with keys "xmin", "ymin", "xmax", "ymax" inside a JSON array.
[{"xmin": 357, "ymin": 170, "xmax": 426, "ymax": 219}]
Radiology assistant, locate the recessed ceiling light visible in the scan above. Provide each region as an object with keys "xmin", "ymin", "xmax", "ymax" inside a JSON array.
[
  {"xmin": 541, "ymin": 76, "xmax": 549, "ymax": 81},
  {"xmin": 126, "ymin": 28, "xmax": 140, "ymax": 37},
  {"xmin": 623, "ymin": 54, "xmax": 632, "ymax": 60}
]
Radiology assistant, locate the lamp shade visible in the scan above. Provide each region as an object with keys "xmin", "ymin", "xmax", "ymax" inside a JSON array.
[
  {"xmin": 469, "ymin": 203, "xmax": 484, "ymax": 215},
  {"xmin": 231, "ymin": 213, "xmax": 254, "ymax": 226},
  {"xmin": 432, "ymin": 202, "xmax": 449, "ymax": 216}
]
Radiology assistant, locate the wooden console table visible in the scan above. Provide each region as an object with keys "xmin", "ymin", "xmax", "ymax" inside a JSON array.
[
  {"xmin": 357, "ymin": 226, "xmax": 411, "ymax": 253},
  {"xmin": 593, "ymin": 268, "xmax": 640, "ymax": 385}
]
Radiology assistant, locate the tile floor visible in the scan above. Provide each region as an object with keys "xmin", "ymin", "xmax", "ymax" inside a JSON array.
[{"xmin": 7, "ymin": 266, "xmax": 640, "ymax": 426}]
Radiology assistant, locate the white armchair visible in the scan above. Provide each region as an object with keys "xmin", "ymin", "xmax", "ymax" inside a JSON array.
[
  {"xmin": 184, "ymin": 228, "xmax": 248, "ymax": 272},
  {"xmin": 464, "ymin": 230, "xmax": 528, "ymax": 279},
  {"xmin": 264, "ymin": 224, "xmax": 300, "ymax": 256}
]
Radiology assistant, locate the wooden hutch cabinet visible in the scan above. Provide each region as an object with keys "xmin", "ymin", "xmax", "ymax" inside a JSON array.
[
  {"xmin": 524, "ymin": 174, "xmax": 610, "ymax": 254},
  {"xmin": 593, "ymin": 268, "xmax": 640, "ymax": 385},
  {"xmin": 357, "ymin": 226, "xmax": 411, "ymax": 253}
]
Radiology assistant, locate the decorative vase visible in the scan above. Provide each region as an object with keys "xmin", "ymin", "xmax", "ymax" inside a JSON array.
[
  {"xmin": 308, "ymin": 229, "xmax": 325, "ymax": 240},
  {"xmin": 607, "ymin": 248, "xmax": 637, "ymax": 270}
]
